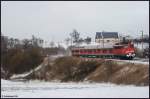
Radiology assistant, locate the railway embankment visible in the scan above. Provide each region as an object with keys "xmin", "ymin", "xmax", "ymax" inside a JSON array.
[{"xmin": 13, "ymin": 56, "xmax": 149, "ymax": 86}]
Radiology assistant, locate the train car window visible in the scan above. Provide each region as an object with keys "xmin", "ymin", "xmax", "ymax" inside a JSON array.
[
  {"xmin": 109, "ymin": 49, "xmax": 112, "ymax": 53},
  {"xmin": 82, "ymin": 50, "xmax": 84, "ymax": 53},
  {"xmin": 75, "ymin": 50, "xmax": 79, "ymax": 52},
  {"xmin": 80, "ymin": 50, "xmax": 82, "ymax": 53},
  {"xmin": 89, "ymin": 50, "xmax": 92, "ymax": 53},
  {"xmin": 93, "ymin": 49, "xmax": 96, "ymax": 52},
  {"xmin": 96, "ymin": 49, "xmax": 98, "ymax": 52},
  {"xmin": 106, "ymin": 50, "xmax": 109, "ymax": 53},
  {"xmin": 86, "ymin": 50, "xmax": 88, "ymax": 52},
  {"xmin": 98, "ymin": 49, "xmax": 101, "ymax": 52},
  {"xmin": 91, "ymin": 50, "xmax": 93, "ymax": 53},
  {"xmin": 83, "ymin": 50, "xmax": 86, "ymax": 53},
  {"xmin": 103, "ymin": 50, "xmax": 107, "ymax": 53}
]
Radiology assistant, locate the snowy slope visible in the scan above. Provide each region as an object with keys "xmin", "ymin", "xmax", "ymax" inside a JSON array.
[
  {"xmin": 10, "ymin": 64, "xmax": 43, "ymax": 80},
  {"xmin": 10, "ymin": 55, "xmax": 65, "ymax": 80},
  {"xmin": 1, "ymin": 79, "xmax": 149, "ymax": 98},
  {"xmin": 105, "ymin": 58, "xmax": 149, "ymax": 65}
]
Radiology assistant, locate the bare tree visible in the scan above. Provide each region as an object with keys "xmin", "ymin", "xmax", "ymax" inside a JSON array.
[
  {"xmin": 84, "ymin": 36, "xmax": 91, "ymax": 44},
  {"xmin": 1, "ymin": 35, "xmax": 8, "ymax": 50},
  {"xmin": 49, "ymin": 41, "xmax": 55, "ymax": 48},
  {"xmin": 8, "ymin": 38, "xmax": 15, "ymax": 48},
  {"xmin": 22, "ymin": 39, "xmax": 32, "ymax": 49},
  {"xmin": 65, "ymin": 38, "xmax": 71, "ymax": 46},
  {"xmin": 31, "ymin": 35, "xmax": 44, "ymax": 48},
  {"xmin": 70, "ymin": 29, "xmax": 80, "ymax": 44}
]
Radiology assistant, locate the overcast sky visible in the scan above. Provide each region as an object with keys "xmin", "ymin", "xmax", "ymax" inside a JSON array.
[{"xmin": 1, "ymin": 1, "xmax": 149, "ymax": 43}]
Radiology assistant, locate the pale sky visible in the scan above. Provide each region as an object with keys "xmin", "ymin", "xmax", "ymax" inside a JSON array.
[{"xmin": 1, "ymin": 1, "xmax": 149, "ymax": 43}]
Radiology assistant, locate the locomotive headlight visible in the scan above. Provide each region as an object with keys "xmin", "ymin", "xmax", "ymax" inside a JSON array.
[
  {"xmin": 126, "ymin": 53, "xmax": 132, "ymax": 57},
  {"xmin": 126, "ymin": 53, "xmax": 135, "ymax": 57},
  {"xmin": 132, "ymin": 53, "xmax": 135, "ymax": 57}
]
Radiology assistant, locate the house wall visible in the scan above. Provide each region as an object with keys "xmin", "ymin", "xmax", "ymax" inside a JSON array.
[{"xmin": 95, "ymin": 38, "xmax": 120, "ymax": 44}]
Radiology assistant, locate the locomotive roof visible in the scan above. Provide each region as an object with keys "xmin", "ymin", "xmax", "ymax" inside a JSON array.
[
  {"xmin": 71, "ymin": 42, "xmax": 129, "ymax": 50},
  {"xmin": 96, "ymin": 32, "xmax": 118, "ymax": 39},
  {"xmin": 72, "ymin": 43, "xmax": 114, "ymax": 49}
]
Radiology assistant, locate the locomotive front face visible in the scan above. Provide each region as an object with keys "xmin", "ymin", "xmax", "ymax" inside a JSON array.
[
  {"xmin": 124, "ymin": 48, "xmax": 135, "ymax": 59},
  {"xmin": 125, "ymin": 50, "xmax": 135, "ymax": 58}
]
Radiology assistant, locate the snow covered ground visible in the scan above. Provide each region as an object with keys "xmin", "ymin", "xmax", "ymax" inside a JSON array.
[
  {"xmin": 1, "ymin": 79, "xmax": 149, "ymax": 98},
  {"xmin": 106, "ymin": 58, "xmax": 149, "ymax": 65}
]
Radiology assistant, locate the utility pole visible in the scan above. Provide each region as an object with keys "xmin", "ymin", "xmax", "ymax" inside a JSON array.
[
  {"xmin": 141, "ymin": 30, "xmax": 143, "ymax": 51},
  {"xmin": 69, "ymin": 32, "xmax": 72, "ymax": 47},
  {"xmin": 102, "ymin": 31, "xmax": 104, "ymax": 48}
]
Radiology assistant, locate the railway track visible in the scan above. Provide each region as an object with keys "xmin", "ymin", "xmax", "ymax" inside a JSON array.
[{"xmin": 78, "ymin": 57, "xmax": 149, "ymax": 65}]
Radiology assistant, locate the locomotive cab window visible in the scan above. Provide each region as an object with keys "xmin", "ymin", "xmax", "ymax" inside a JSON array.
[
  {"xmin": 130, "ymin": 44, "xmax": 134, "ymax": 47},
  {"xmin": 114, "ymin": 46, "xmax": 123, "ymax": 49},
  {"xmin": 124, "ymin": 46, "xmax": 128, "ymax": 48}
]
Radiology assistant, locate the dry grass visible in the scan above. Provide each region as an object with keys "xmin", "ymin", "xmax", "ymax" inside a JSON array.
[
  {"xmin": 25, "ymin": 56, "xmax": 149, "ymax": 86},
  {"xmin": 86, "ymin": 61, "xmax": 149, "ymax": 86},
  {"xmin": 110, "ymin": 64, "xmax": 149, "ymax": 86}
]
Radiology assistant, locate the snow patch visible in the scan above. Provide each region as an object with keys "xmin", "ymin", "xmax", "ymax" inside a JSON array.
[
  {"xmin": 10, "ymin": 64, "xmax": 43, "ymax": 80},
  {"xmin": 1, "ymin": 79, "xmax": 149, "ymax": 98}
]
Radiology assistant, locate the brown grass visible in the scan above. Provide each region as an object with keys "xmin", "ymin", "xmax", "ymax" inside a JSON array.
[
  {"xmin": 25, "ymin": 56, "xmax": 149, "ymax": 86},
  {"xmin": 86, "ymin": 61, "xmax": 149, "ymax": 86}
]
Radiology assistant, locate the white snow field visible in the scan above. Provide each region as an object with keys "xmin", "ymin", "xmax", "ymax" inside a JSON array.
[{"xmin": 1, "ymin": 79, "xmax": 149, "ymax": 98}]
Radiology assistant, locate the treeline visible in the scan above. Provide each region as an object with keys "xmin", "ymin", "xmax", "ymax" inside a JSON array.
[
  {"xmin": 133, "ymin": 35, "xmax": 149, "ymax": 58},
  {"xmin": 1, "ymin": 35, "xmax": 66, "ymax": 79},
  {"xmin": 1, "ymin": 35, "xmax": 45, "ymax": 78},
  {"xmin": 133, "ymin": 35, "xmax": 149, "ymax": 43},
  {"xmin": 65, "ymin": 29, "xmax": 92, "ymax": 45}
]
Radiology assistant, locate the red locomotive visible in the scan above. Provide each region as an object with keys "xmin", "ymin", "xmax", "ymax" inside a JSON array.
[{"xmin": 71, "ymin": 42, "xmax": 135, "ymax": 60}]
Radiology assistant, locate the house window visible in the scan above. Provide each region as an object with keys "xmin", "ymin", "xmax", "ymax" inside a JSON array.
[{"xmin": 107, "ymin": 40, "xmax": 110, "ymax": 42}]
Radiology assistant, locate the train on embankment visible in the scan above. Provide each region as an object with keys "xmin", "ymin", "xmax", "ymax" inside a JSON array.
[{"xmin": 71, "ymin": 42, "xmax": 136, "ymax": 60}]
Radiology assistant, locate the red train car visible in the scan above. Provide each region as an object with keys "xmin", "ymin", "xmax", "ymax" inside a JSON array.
[{"xmin": 71, "ymin": 42, "xmax": 135, "ymax": 60}]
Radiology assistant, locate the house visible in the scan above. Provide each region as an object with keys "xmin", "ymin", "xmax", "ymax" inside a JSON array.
[{"xmin": 95, "ymin": 32, "xmax": 119, "ymax": 44}]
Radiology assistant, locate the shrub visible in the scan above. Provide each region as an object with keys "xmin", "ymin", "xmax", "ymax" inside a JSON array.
[
  {"xmin": 1, "ymin": 48, "xmax": 43, "ymax": 75},
  {"xmin": 70, "ymin": 60, "xmax": 100, "ymax": 81},
  {"xmin": 52, "ymin": 56, "xmax": 79, "ymax": 76}
]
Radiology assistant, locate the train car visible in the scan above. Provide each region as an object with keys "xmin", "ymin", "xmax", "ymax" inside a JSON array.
[{"xmin": 71, "ymin": 42, "xmax": 135, "ymax": 60}]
